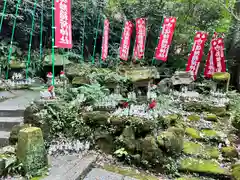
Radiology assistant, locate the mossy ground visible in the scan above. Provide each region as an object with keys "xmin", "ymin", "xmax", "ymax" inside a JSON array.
[{"xmin": 103, "ymin": 164, "xmax": 159, "ymax": 180}]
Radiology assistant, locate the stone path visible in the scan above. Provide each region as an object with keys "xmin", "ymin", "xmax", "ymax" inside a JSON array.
[{"xmin": 0, "ymin": 90, "xmax": 39, "ymax": 147}]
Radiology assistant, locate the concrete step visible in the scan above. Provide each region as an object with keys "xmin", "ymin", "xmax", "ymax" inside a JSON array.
[
  {"xmin": 0, "ymin": 131, "xmax": 10, "ymax": 147},
  {"xmin": 0, "ymin": 117, "xmax": 23, "ymax": 131},
  {"xmin": 0, "ymin": 109, "xmax": 24, "ymax": 117}
]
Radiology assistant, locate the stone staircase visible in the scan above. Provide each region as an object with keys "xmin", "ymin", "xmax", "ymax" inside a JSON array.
[{"xmin": 0, "ymin": 90, "xmax": 39, "ymax": 147}]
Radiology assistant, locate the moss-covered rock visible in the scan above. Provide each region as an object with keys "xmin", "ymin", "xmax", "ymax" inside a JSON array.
[
  {"xmin": 212, "ymin": 72, "xmax": 230, "ymax": 81},
  {"xmin": 128, "ymin": 116, "xmax": 156, "ymax": 135},
  {"xmin": 179, "ymin": 158, "xmax": 229, "ymax": 175},
  {"xmin": 159, "ymin": 114, "xmax": 182, "ymax": 128},
  {"xmin": 183, "ymin": 101, "xmax": 208, "ymax": 112},
  {"xmin": 175, "ymin": 177, "xmax": 201, "ymax": 180},
  {"xmin": 16, "ymin": 127, "xmax": 48, "ymax": 176},
  {"xmin": 201, "ymin": 129, "xmax": 220, "ymax": 141},
  {"xmin": 207, "ymin": 105, "xmax": 226, "ymax": 117},
  {"xmin": 185, "ymin": 127, "xmax": 201, "ymax": 139},
  {"xmin": 187, "ymin": 114, "xmax": 200, "ymax": 121},
  {"xmin": 72, "ymin": 76, "xmax": 89, "ymax": 85},
  {"xmin": 232, "ymin": 163, "xmax": 240, "ymax": 180},
  {"xmin": 221, "ymin": 146, "xmax": 238, "ymax": 158},
  {"xmin": 204, "ymin": 113, "xmax": 218, "ymax": 122},
  {"xmin": 232, "ymin": 111, "xmax": 240, "ymax": 131},
  {"xmin": 183, "ymin": 141, "xmax": 220, "ymax": 158},
  {"xmin": 141, "ymin": 135, "xmax": 163, "ymax": 164},
  {"xmin": 119, "ymin": 126, "xmax": 137, "ymax": 152},
  {"xmin": 9, "ymin": 124, "xmax": 31, "ymax": 145},
  {"xmin": 103, "ymin": 164, "xmax": 159, "ymax": 180},
  {"xmin": 94, "ymin": 128, "xmax": 114, "ymax": 153},
  {"xmin": 82, "ymin": 111, "xmax": 109, "ymax": 126},
  {"xmin": 157, "ymin": 128, "xmax": 184, "ymax": 155}
]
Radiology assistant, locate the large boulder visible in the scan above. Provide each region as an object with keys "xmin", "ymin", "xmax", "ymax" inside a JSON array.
[
  {"xmin": 118, "ymin": 126, "xmax": 137, "ymax": 152},
  {"xmin": 157, "ymin": 127, "xmax": 184, "ymax": 155},
  {"xmin": 141, "ymin": 135, "xmax": 163, "ymax": 164},
  {"xmin": 16, "ymin": 127, "xmax": 48, "ymax": 176},
  {"xmin": 94, "ymin": 128, "xmax": 114, "ymax": 153}
]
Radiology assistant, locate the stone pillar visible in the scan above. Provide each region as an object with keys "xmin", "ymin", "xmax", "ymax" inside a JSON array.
[{"xmin": 16, "ymin": 127, "xmax": 48, "ymax": 175}]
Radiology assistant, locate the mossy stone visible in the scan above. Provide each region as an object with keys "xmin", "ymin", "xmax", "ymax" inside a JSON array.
[
  {"xmin": 207, "ymin": 106, "xmax": 226, "ymax": 117},
  {"xmin": 82, "ymin": 111, "xmax": 109, "ymax": 126},
  {"xmin": 221, "ymin": 146, "xmax": 238, "ymax": 158},
  {"xmin": 9, "ymin": 124, "xmax": 31, "ymax": 145},
  {"xmin": 212, "ymin": 72, "xmax": 230, "ymax": 81},
  {"xmin": 201, "ymin": 129, "xmax": 220, "ymax": 141},
  {"xmin": 185, "ymin": 127, "xmax": 201, "ymax": 139},
  {"xmin": 103, "ymin": 164, "xmax": 159, "ymax": 180},
  {"xmin": 232, "ymin": 163, "xmax": 240, "ymax": 180},
  {"xmin": 175, "ymin": 177, "xmax": 200, "ymax": 180},
  {"xmin": 204, "ymin": 113, "xmax": 218, "ymax": 122},
  {"xmin": 187, "ymin": 114, "xmax": 200, "ymax": 121},
  {"xmin": 179, "ymin": 158, "xmax": 229, "ymax": 175},
  {"xmin": 72, "ymin": 76, "xmax": 89, "ymax": 85},
  {"xmin": 157, "ymin": 129, "xmax": 183, "ymax": 155},
  {"xmin": 159, "ymin": 114, "xmax": 182, "ymax": 128},
  {"xmin": 141, "ymin": 135, "xmax": 163, "ymax": 164},
  {"xmin": 232, "ymin": 111, "xmax": 240, "ymax": 131},
  {"xmin": 183, "ymin": 141, "xmax": 220, "ymax": 158},
  {"xmin": 119, "ymin": 126, "xmax": 136, "ymax": 152},
  {"xmin": 16, "ymin": 127, "xmax": 48, "ymax": 176},
  {"xmin": 94, "ymin": 128, "xmax": 114, "ymax": 153},
  {"xmin": 129, "ymin": 116, "xmax": 155, "ymax": 135}
]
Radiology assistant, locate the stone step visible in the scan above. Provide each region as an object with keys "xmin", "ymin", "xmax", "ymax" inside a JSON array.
[
  {"xmin": 0, "ymin": 131, "xmax": 10, "ymax": 147},
  {"xmin": 0, "ymin": 117, "xmax": 23, "ymax": 131},
  {"xmin": 43, "ymin": 154, "xmax": 97, "ymax": 180},
  {"xmin": 0, "ymin": 109, "xmax": 24, "ymax": 117}
]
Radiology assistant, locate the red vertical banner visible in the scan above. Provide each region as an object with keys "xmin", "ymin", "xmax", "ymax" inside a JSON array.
[
  {"xmin": 154, "ymin": 17, "xmax": 177, "ymax": 61},
  {"xmin": 186, "ymin": 31, "xmax": 208, "ymax": 80},
  {"xmin": 101, "ymin": 19, "xmax": 109, "ymax": 61},
  {"xmin": 213, "ymin": 36, "xmax": 226, "ymax": 72},
  {"xmin": 55, "ymin": 0, "xmax": 72, "ymax": 48},
  {"xmin": 119, "ymin": 21, "xmax": 133, "ymax": 61},
  {"xmin": 204, "ymin": 33, "xmax": 217, "ymax": 78},
  {"xmin": 133, "ymin": 18, "xmax": 146, "ymax": 60}
]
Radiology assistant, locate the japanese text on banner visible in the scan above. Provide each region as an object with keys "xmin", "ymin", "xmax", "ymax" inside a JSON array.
[
  {"xmin": 101, "ymin": 19, "xmax": 109, "ymax": 61},
  {"xmin": 155, "ymin": 17, "xmax": 176, "ymax": 61},
  {"xmin": 119, "ymin": 21, "xmax": 133, "ymax": 61},
  {"xmin": 55, "ymin": 0, "xmax": 72, "ymax": 48},
  {"xmin": 186, "ymin": 32, "xmax": 208, "ymax": 80},
  {"xmin": 213, "ymin": 38, "xmax": 226, "ymax": 72},
  {"xmin": 133, "ymin": 18, "xmax": 146, "ymax": 60}
]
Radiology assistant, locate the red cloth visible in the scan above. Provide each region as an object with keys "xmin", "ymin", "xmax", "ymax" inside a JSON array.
[
  {"xmin": 48, "ymin": 85, "xmax": 54, "ymax": 92},
  {"xmin": 148, "ymin": 100, "xmax": 157, "ymax": 110},
  {"xmin": 47, "ymin": 72, "xmax": 52, "ymax": 77},
  {"xmin": 122, "ymin": 102, "xmax": 129, "ymax": 108},
  {"xmin": 60, "ymin": 71, "xmax": 65, "ymax": 75}
]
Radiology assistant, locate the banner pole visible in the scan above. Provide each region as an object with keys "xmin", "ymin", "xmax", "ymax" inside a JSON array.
[
  {"xmin": 0, "ymin": 0, "xmax": 7, "ymax": 33},
  {"xmin": 92, "ymin": 11, "xmax": 101, "ymax": 65},
  {"xmin": 100, "ymin": 18, "xmax": 104, "ymax": 67},
  {"xmin": 39, "ymin": 0, "xmax": 44, "ymax": 62},
  {"xmin": 152, "ymin": 16, "xmax": 164, "ymax": 65},
  {"xmin": 26, "ymin": 0, "xmax": 38, "ymax": 79},
  {"xmin": 80, "ymin": 2, "xmax": 87, "ymax": 62},
  {"xmin": 118, "ymin": 21, "xmax": 125, "ymax": 66},
  {"xmin": 51, "ymin": 0, "xmax": 55, "ymax": 86},
  {"xmin": 6, "ymin": 0, "xmax": 22, "ymax": 79}
]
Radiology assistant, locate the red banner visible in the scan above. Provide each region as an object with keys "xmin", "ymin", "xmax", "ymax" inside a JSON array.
[
  {"xmin": 186, "ymin": 31, "xmax": 208, "ymax": 80},
  {"xmin": 119, "ymin": 21, "xmax": 133, "ymax": 61},
  {"xmin": 213, "ymin": 36, "xmax": 226, "ymax": 72},
  {"xmin": 54, "ymin": 0, "xmax": 72, "ymax": 49},
  {"xmin": 154, "ymin": 17, "xmax": 177, "ymax": 61},
  {"xmin": 204, "ymin": 33, "xmax": 217, "ymax": 78},
  {"xmin": 133, "ymin": 18, "xmax": 146, "ymax": 60},
  {"xmin": 101, "ymin": 19, "xmax": 109, "ymax": 61}
]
